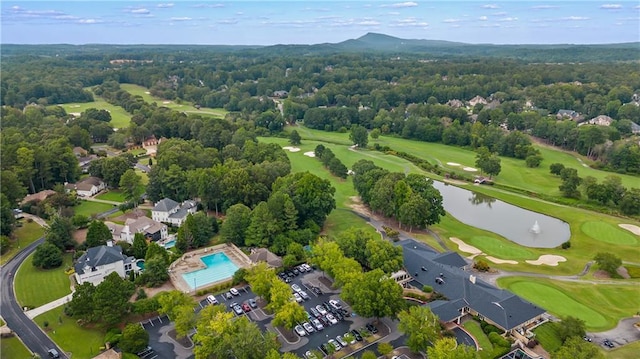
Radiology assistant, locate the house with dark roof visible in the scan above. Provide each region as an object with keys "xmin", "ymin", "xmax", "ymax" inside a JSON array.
[
  {"xmin": 556, "ymin": 109, "xmax": 581, "ymax": 121},
  {"xmin": 400, "ymin": 240, "xmax": 546, "ymax": 338},
  {"xmin": 74, "ymin": 244, "xmax": 137, "ymax": 285},
  {"xmin": 249, "ymin": 248, "xmax": 283, "ymax": 268},
  {"xmin": 151, "ymin": 198, "xmax": 198, "ymax": 226},
  {"xmin": 64, "ymin": 177, "xmax": 106, "ymax": 197}
]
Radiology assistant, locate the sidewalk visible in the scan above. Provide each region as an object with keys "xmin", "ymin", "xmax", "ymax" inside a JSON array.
[
  {"xmin": 25, "ymin": 293, "xmax": 73, "ymax": 319},
  {"xmin": 21, "ymin": 213, "xmax": 48, "ymax": 228}
]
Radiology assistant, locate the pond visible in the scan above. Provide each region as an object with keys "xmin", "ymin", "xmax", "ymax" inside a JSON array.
[{"xmin": 433, "ymin": 181, "xmax": 571, "ymax": 248}]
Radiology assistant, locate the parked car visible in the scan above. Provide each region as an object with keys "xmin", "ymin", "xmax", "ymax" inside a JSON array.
[
  {"xmin": 316, "ymin": 305, "xmax": 327, "ymax": 315},
  {"xmin": 351, "ymin": 329, "xmax": 363, "ymax": 341},
  {"xmin": 603, "ymin": 339, "xmax": 615, "ymax": 348},
  {"xmin": 229, "ymin": 301, "xmax": 238, "ymax": 308},
  {"xmin": 312, "ymin": 318, "xmax": 324, "ymax": 331},
  {"xmin": 295, "ymin": 324, "xmax": 307, "ymax": 337},
  {"xmin": 305, "ymin": 351, "xmax": 319, "ymax": 359},
  {"xmin": 291, "ymin": 284, "xmax": 302, "ymax": 293},
  {"xmin": 224, "ymin": 292, "xmax": 233, "ymax": 300},
  {"xmin": 317, "ymin": 316, "xmax": 329, "ymax": 327},
  {"xmin": 366, "ymin": 323, "xmax": 378, "ymax": 334},
  {"xmin": 230, "ymin": 288, "xmax": 240, "ymax": 296},
  {"xmin": 292, "ymin": 268, "xmax": 300, "ymax": 276},
  {"xmin": 329, "ymin": 299, "xmax": 342, "ymax": 310},
  {"xmin": 299, "ymin": 290, "xmax": 309, "ymax": 300},
  {"xmin": 326, "ymin": 313, "xmax": 338, "ymax": 325},
  {"xmin": 248, "ymin": 298, "xmax": 257, "ymax": 308},
  {"xmin": 328, "ymin": 339, "xmax": 341, "ymax": 351},
  {"xmin": 206, "ymin": 295, "xmax": 218, "ymax": 305},
  {"xmin": 310, "ymin": 307, "xmax": 320, "ymax": 317},
  {"xmin": 334, "ymin": 312, "xmax": 344, "ymax": 321},
  {"xmin": 319, "ymin": 344, "xmax": 329, "ymax": 355},
  {"xmin": 303, "ymin": 322, "xmax": 315, "ymax": 334},
  {"xmin": 336, "ymin": 335, "xmax": 348, "ymax": 347},
  {"xmin": 583, "ymin": 336, "xmax": 592, "ymax": 342},
  {"xmin": 242, "ymin": 303, "xmax": 251, "ymax": 312},
  {"xmin": 47, "ymin": 349, "xmax": 61, "ymax": 358},
  {"xmin": 311, "ymin": 286, "xmax": 323, "ymax": 295},
  {"xmin": 293, "ymin": 293, "xmax": 303, "ymax": 303}
]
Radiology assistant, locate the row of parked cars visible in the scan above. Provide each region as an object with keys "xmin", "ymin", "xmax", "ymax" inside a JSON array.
[
  {"xmin": 206, "ymin": 293, "xmax": 257, "ymax": 315},
  {"xmin": 293, "ymin": 299, "xmax": 349, "ymax": 337},
  {"xmin": 278, "ymin": 263, "xmax": 314, "ymax": 283},
  {"xmin": 311, "ymin": 324, "xmax": 378, "ymax": 358}
]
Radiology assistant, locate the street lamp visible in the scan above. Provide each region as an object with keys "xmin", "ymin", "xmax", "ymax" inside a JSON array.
[{"xmin": 492, "ymin": 301, "xmax": 508, "ymax": 334}]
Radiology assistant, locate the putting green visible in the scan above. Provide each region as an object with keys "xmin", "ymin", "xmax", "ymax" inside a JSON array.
[
  {"xmin": 581, "ymin": 221, "xmax": 638, "ymax": 245},
  {"xmin": 467, "ymin": 236, "xmax": 536, "ymax": 260},
  {"xmin": 506, "ymin": 281, "xmax": 607, "ymax": 329}
]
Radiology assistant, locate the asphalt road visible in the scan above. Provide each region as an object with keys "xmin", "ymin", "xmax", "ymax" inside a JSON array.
[{"xmin": 0, "ymin": 237, "xmax": 68, "ymax": 359}]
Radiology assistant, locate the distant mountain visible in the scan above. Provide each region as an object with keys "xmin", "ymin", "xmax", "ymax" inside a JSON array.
[{"xmin": 337, "ymin": 32, "xmax": 467, "ymax": 50}]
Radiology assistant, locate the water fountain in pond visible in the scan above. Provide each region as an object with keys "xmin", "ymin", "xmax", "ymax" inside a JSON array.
[{"xmin": 530, "ymin": 220, "xmax": 541, "ymax": 234}]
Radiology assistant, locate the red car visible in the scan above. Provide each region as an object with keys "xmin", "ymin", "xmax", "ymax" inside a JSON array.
[{"xmin": 242, "ymin": 303, "xmax": 251, "ymax": 312}]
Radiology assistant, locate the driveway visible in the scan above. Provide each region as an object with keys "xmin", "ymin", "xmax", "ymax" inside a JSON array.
[{"xmin": 589, "ymin": 318, "xmax": 640, "ymax": 349}]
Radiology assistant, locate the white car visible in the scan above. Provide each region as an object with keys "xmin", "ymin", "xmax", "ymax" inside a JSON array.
[
  {"xmin": 328, "ymin": 339, "xmax": 341, "ymax": 351},
  {"xmin": 303, "ymin": 322, "xmax": 315, "ymax": 334},
  {"xmin": 312, "ymin": 318, "xmax": 324, "ymax": 331},
  {"xmin": 230, "ymin": 288, "xmax": 240, "ymax": 296},
  {"xmin": 291, "ymin": 284, "xmax": 302, "ymax": 293},
  {"xmin": 316, "ymin": 305, "xmax": 327, "ymax": 315},
  {"xmin": 206, "ymin": 295, "xmax": 218, "ymax": 305},
  {"xmin": 294, "ymin": 324, "xmax": 306, "ymax": 337},
  {"xmin": 329, "ymin": 299, "xmax": 342, "ymax": 310},
  {"xmin": 293, "ymin": 293, "xmax": 303, "ymax": 303},
  {"xmin": 299, "ymin": 290, "xmax": 309, "ymax": 300},
  {"xmin": 326, "ymin": 313, "xmax": 338, "ymax": 325},
  {"xmin": 336, "ymin": 335, "xmax": 348, "ymax": 347}
]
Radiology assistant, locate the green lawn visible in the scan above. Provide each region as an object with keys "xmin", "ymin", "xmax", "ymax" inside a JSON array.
[
  {"xmin": 467, "ymin": 236, "xmax": 536, "ymax": 260},
  {"xmin": 15, "ymin": 253, "xmax": 72, "ymax": 308},
  {"xmin": 35, "ymin": 306, "xmax": 105, "ymax": 359},
  {"xmin": 74, "ymin": 201, "xmax": 115, "ymax": 217},
  {"xmin": 532, "ymin": 322, "xmax": 562, "ymax": 353},
  {"xmin": 581, "ymin": 221, "xmax": 638, "ymax": 246},
  {"xmin": 497, "ymin": 277, "xmax": 640, "ymax": 331},
  {"xmin": 95, "ymin": 190, "xmax": 127, "ymax": 203},
  {"xmin": 0, "ymin": 220, "xmax": 45, "ymax": 265},
  {"xmin": 0, "ymin": 336, "xmax": 32, "ymax": 358},
  {"xmin": 605, "ymin": 340, "xmax": 640, "ymax": 359},
  {"xmin": 58, "ymin": 95, "xmax": 131, "ymax": 129},
  {"xmin": 135, "ymin": 169, "xmax": 149, "ymax": 185},
  {"xmin": 462, "ymin": 320, "xmax": 493, "ymax": 354},
  {"xmin": 120, "ymin": 83, "xmax": 228, "ymax": 118}
]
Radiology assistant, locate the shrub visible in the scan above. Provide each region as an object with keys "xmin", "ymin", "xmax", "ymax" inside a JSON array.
[
  {"xmin": 488, "ymin": 332, "xmax": 511, "ymax": 347},
  {"xmin": 378, "ymin": 342, "xmax": 393, "ymax": 356},
  {"xmin": 119, "ymin": 323, "xmax": 149, "ymax": 354},
  {"xmin": 33, "ymin": 242, "xmax": 63, "ymax": 269},
  {"xmin": 136, "ymin": 288, "xmax": 147, "ymax": 301},
  {"xmin": 422, "ymin": 285, "xmax": 433, "ymax": 293},
  {"xmin": 474, "ymin": 259, "xmax": 490, "ymax": 272},
  {"xmin": 481, "ymin": 321, "xmax": 502, "ymax": 335},
  {"xmin": 561, "ymin": 241, "xmax": 571, "ymax": 249},
  {"xmin": 0, "ymin": 235, "xmax": 11, "ymax": 255},
  {"xmin": 104, "ymin": 328, "xmax": 122, "ymax": 347}
]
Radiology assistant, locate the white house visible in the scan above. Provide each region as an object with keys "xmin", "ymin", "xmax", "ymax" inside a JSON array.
[
  {"xmin": 74, "ymin": 244, "xmax": 137, "ymax": 285},
  {"xmin": 65, "ymin": 177, "xmax": 107, "ymax": 197},
  {"xmin": 119, "ymin": 216, "xmax": 168, "ymax": 243},
  {"xmin": 152, "ymin": 198, "xmax": 198, "ymax": 226}
]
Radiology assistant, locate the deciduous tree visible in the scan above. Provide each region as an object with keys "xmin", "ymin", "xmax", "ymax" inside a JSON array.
[
  {"xmin": 85, "ymin": 220, "xmax": 112, "ymax": 248},
  {"xmin": 365, "ymin": 239, "xmax": 403, "ymax": 274},
  {"xmin": 554, "ymin": 336, "xmax": 604, "ymax": 359},
  {"xmin": 349, "ymin": 125, "xmax": 369, "ymax": 148},
  {"xmin": 119, "ymin": 323, "xmax": 149, "ymax": 354},
  {"xmin": 427, "ymin": 337, "xmax": 479, "ymax": 359},
  {"xmin": 398, "ymin": 306, "xmax": 441, "ymax": 353},
  {"xmin": 93, "ymin": 272, "xmax": 135, "ymax": 325},
  {"xmin": 220, "ymin": 203, "xmax": 252, "ymax": 246},
  {"xmin": 32, "ymin": 241, "xmax": 63, "ymax": 269},
  {"xmin": 594, "ymin": 252, "xmax": 622, "ymax": 276},
  {"xmin": 341, "ymin": 269, "xmax": 404, "ymax": 319},
  {"xmin": 272, "ymin": 301, "xmax": 307, "ymax": 329},
  {"xmin": 132, "ymin": 233, "xmax": 148, "ymax": 259},
  {"xmin": 555, "ymin": 316, "xmax": 586, "ymax": 343},
  {"xmin": 289, "ymin": 130, "xmax": 301, "ymax": 145},
  {"xmin": 119, "ymin": 169, "xmax": 144, "ymax": 206}
]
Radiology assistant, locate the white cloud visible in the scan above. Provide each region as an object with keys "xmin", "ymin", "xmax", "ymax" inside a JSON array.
[
  {"xmin": 383, "ymin": 2, "xmax": 418, "ymax": 8},
  {"xmin": 498, "ymin": 17, "xmax": 518, "ymax": 22},
  {"xmin": 481, "ymin": 4, "xmax": 499, "ymax": 9},
  {"xmin": 77, "ymin": 18, "xmax": 102, "ymax": 24},
  {"xmin": 531, "ymin": 5, "xmax": 559, "ymax": 10},
  {"xmin": 600, "ymin": 4, "xmax": 622, "ymax": 9},
  {"xmin": 479, "ymin": 16, "xmax": 488, "ymax": 21},
  {"xmin": 170, "ymin": 17, "xmax": 192, "ymax": 21},
  {"xmin": 157, "ymin": 3, "xmax": 174, "ymax": 8},
  {"xmin": 388, "ymin": 11, "xmax": 400, "ymax": 15},
  {"xmin": 562, "ymin": 16, "xmax": 589, "ymax": 21},
  {"xmin": 192, "ymin": 3, "xmax": 224, "ymax": 8},
  {"xmin": 390, "ymin": 17, "xmax": 428, "ymax": 27},
  {"xmin": 493, "ymin": 12, "xmax": 508, "ymax": 16},
  {"xmin": 217, "ymin": 19, "xmax": 238, "ymax": 25},
  {"xmin": 443, "ymin": 18, "xmax": 461, "ymax": 23},
  {"xmin": 131, "ymin": 8, "xmax": 150, "ymax": 14}
]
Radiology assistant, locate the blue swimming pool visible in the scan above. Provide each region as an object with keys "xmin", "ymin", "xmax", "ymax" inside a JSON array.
[
  {"xmin": 182, "ymin": 252, "xmax": 239, "ymax": 290},
  {"xmin": 163, "ymin": 240, "xmax": 176, "ymax": 249}
]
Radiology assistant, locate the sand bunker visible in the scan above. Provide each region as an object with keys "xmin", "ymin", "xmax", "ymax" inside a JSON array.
[
  {"xmin": 144, "ymin": 91, "xmax": 151, "ymax": 94},
  {"xmin": 162, "ymin": 101, "xmax": 171, "ymax": 104},
  {"xmin": 303, "ymin": 151, "xmax": 316, "ymax": 157},
  {"xmin": 485, "ymin": 256, "xmax": 518, "ymax": 265},
  {"xmin": 450, "ymin": 237, "xmax": 482, "ymax": 255},
  {"xmin": 447, "ymin": 162, "xmax": 461, "ymax": 166},
  {"xmin": 525, "ymin": 254, "xmax": 567, "ymax": 266},
  {"xmin": 463, "ymin": 167, "xmax": 478, "ymax": 172},
  {"xmin": 619, "ymin": 224, "xmax": 640, "ymax": 236},
  {"xmin": 282, "ymin": 146, "xmax": 301, "ymax": 152}
]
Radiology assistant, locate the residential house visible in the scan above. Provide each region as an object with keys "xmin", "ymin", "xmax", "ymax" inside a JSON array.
[
  {"xmin": 446, "ymin": 99, "xmax": 465, "ymax": 109},
  {"xmin": 152, "ymin": 198, "xmax": 198, "ymax": 226},
  {"xmin": 468, "ymin": 95, "xmax": 488, "ymax": 107},
  {"xmin": 65, "ymin": 177, "xmax": 107, "ymax": 197},
  {"xmin": 400, "ymin": 240, "xmax": 546, "ymax": 340},
  {"xmin": 556, "ymin": 109, "xmax": 581, "ymax": 121},
  {"xmin": 20, "ymin": 190, "xmax": 57, "ymax": 206},
  {"xmin": 272, "ymin": 90, "xmax": 289, "ymax": 98},
  {"xmin": 118, "ymin": 216, "xmax": 168, "ymax": 243},
  {"xmin": 72, "ymin": 147, "xmax": 88, "ymax": 157},
  {"xmin": 580, "ymin": 115, "xmax": 613, "ymax": 127},
  {"xmin": 631, "ymin": 121, "xmax": 640, "ymax": 134},
  {"xmin": 78, "ymin": 154, "xmax": 99, "ymax": 173},
  {"xmin": 74, "ymin": 244, "xmax": 137, "ymax": 285},
  {"xmin": 249, "ymin": 248, "xmax": 283, "ymax": 268}
]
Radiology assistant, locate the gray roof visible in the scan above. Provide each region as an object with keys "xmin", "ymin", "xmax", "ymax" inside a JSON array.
[
  {"xmin": 153, "ymin": 198, "xmax": 179, "ymax": 212},
  {"xmin": 168, "ymin": 200, "xmax": 197, "ymax": 220},
  {"xmin": 401, "ymin": 240, "xmax": 545, "ymax": 330},
  {"xmin": 74, "ymin": 245, "xmax": 125, "ymax": 275}
]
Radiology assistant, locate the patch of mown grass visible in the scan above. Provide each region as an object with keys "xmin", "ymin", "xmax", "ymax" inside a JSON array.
[
  {"xmin": 1, "ymin": 220, "xmax": 45, "ymax": 265},
  {"xmin": 581, "ymin": 221, "xmax": 638, "ymax": 245},
  {"xmin": 624, "ymin": 265, "xmax": 640, "ymax": 278},
  {"xmin": 35, "ymin": 306, "xmax": 105, "ymax": 359},
  {"xmin": 94, "ymin": 190, "xmax": 127, "ymax": 203},
  {"xmin": 498, "ymin": 276, "xmax": 640, "ymax": 331},
  {"xmin": 463, "ymin": 320, "xmax": 493, "ymax": 355},
  {"xmin": 58, "ymin": 95, "xmax": 131, "ymax": 129},
  {"xmin": 532, "ymin": 322, "xmax": 562, "ymax": 353},
  {"xmin": 120, "ymin": 83, "xmax": 227, "ymax": 118},
  {"xmin": 0, "ymin": 336, "xmax": 32, "ymax": 358},
  {"xmin": 467, "ymin": 236, "xmax": 536, "ymax": 260},
  {"xmin": 605, "ymin": 340, "xmax": 640, "ymax": 359},
  {"xmin": 15, "ymin": 253, "xmax": 73, "ymax": 308},
  {"xmin": 74, "ymin": 201, "xmax": 115, "ymax": 218}
]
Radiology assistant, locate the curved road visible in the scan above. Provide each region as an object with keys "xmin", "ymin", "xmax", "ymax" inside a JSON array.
[{"xmin": 1, "ymin": 238, "xmax": 68, "ymax": 359}]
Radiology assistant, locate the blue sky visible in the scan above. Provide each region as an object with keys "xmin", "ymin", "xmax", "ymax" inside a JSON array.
[{"xmin": 2, "ymin": 1, "xmax": 639, "ymax": 45}]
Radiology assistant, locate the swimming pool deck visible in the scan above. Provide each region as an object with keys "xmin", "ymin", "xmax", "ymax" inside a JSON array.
[{"xmin": 169, "ymin": 243, "xmax": 253, "ymax": 294}]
